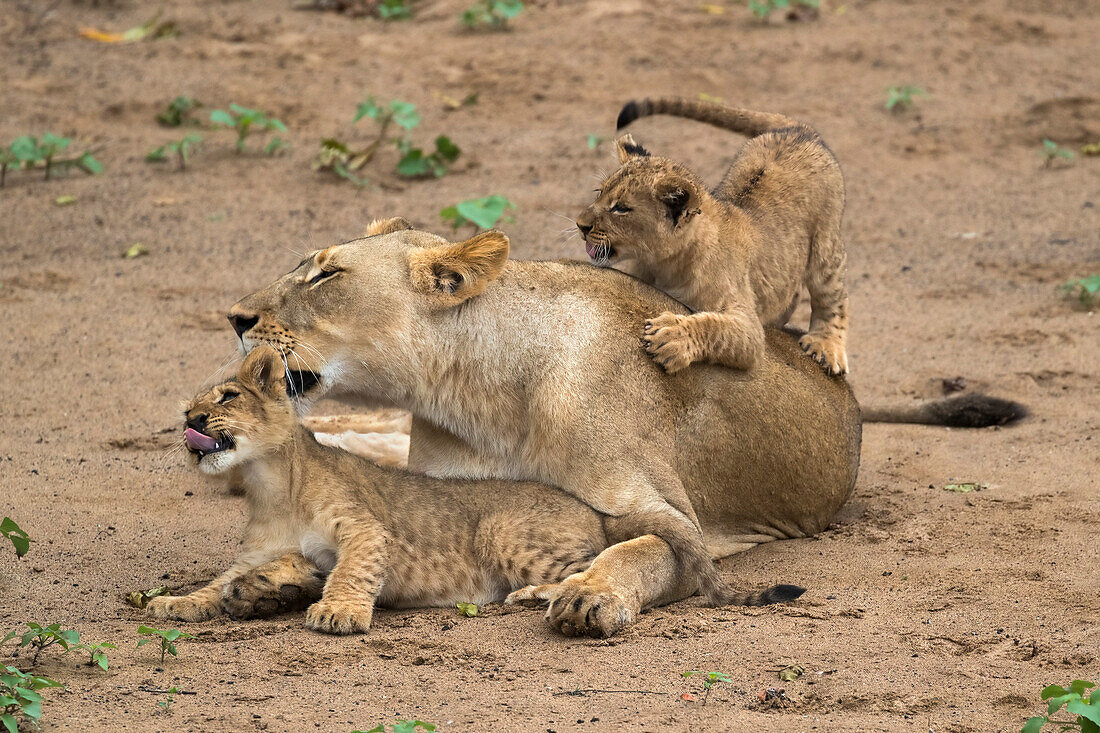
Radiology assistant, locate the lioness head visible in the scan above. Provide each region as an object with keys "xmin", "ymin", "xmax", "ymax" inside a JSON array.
[
  {"xmin": 182, "ymin": 346, "xmax": 295, "ymax": 475},
  {"xmin": 224, "ymin": 219, "xmax": 510, "ymax": 405},
  {"xmin": 575, "ymin": 134, "xmax": 704, "ymax": 269}
]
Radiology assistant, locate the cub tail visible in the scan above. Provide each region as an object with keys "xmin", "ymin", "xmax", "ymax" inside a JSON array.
[
  {"xmin": 862, "ymin": 394, "xmax": 1028, "ymax": 428},
  {"xmin": 617, "ymin": 96, "xmax": 800, "ymax": 138}
]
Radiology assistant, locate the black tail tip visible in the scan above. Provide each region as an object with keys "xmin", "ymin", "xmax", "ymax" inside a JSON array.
[
  {"xmin": 766, "ymin": 584, "xmax": 806, "ymax": 603},
  {"xmin": 617, "ymin": 100, "xmax": 642, "ymax": 130},
  {"xmin": 930, "ymin": 394, "xmax": 1029, "ymax": 428}
]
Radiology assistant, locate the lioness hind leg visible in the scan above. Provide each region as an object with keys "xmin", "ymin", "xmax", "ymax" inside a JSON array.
[
  {"xmin": 800, "ymin": 227, "xmax": 849, "ymax": 375},
  {"xmin": 222, "ymin": 553, "xmax": 326, "ymax": 620}
]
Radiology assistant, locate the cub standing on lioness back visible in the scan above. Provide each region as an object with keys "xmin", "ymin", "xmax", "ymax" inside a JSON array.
[
  {"xmin": 576, "ymin": 96, "xmax": 850, "ymax": 375},
  {"xmin": 145, "ymin": 345, "xmax": 801, "ymax": 634}
]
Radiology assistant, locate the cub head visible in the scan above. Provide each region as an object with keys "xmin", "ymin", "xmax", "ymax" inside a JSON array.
[
  {"xmin": 182, "ymin": 346, "xmax": 296, "ymax": 475},
  {"xmin": 575, "ymin": 134, "xmax": 705, "ymax": 268},
  {"xmin": 224, "ymin": 219, "xmax": 510, "ymax": 406}
]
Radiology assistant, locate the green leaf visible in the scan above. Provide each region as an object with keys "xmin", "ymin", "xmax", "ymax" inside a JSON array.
[
  {"xmin": 494, "ymin": 0, "xmax": 523, "ymax": 20},
  {"xmin": 397, "ymin": 149, "xmax": 429, "ymax": 177},
  {"xmin": 147, "ymin": 146, "xmax": 168, "ymax": 162},
  {"xmin": 456, "ymin": 601, "xmax": 478, "ymax": 617},
  {"xmin": 210, "ymin": 109, "xmax": 235, "ymax": 126},
  {"xmin": 1071, "ymin": 681, "xmax": 1097, "ymax": 697},
  {"xmin": 122, "ymin": 243, "xmax": 149, "ymax": 259},
  {"xmin": 78, "ymin": 153, "xmax": 103, "ymax": 174},
  {"xmin": 1043, "ymin": 685, "xmax": 1069, "ymax": 700},
  {"xmin": 54, "ymin": 195, "xmax": 77, "ymax": 206},
  {"xmin": 455, "ymin": 195, "xmax": 515, "ymax": 229},
  {"xmin": 136, "ymin": 639, "xmax": 150, "ymax": 647},
  {"xmin": 10, "ymin": 136, "xmax": 40, "ymax": 163},
  {"xmin": 390, "ymin": 101, "xmax": 420, "ymax": 131},
  {"xmin": 2, "ymin": 712, "xmax": 18, "ymax": 733},
  {"xmin": 1048, "ymin": 693, "xmax": 1077, "ymax": 715},
  {"xmin": 1021, "ymin": 719, "xmax": 1046, "ymax": 733},
  {"xmin": 434, "ymin": 135, "xmax": 460, "ymax": 162},
  {"xmin": 354, "ymin": 96, "xmax": 383, "ymax": 123},
  {"xmin": 1068, "ymin": 699, "xmax": 1100, "ymax": 726},
  {"xmin": 1, "ymin": 517, "xmax": 31, "ymax": 558}
]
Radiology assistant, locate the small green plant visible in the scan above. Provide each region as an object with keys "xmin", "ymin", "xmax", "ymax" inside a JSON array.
[
  {"xmin": 1061, "ymin": 275, "xmax": 1100, "ymax": 306},
  {"xmin": 456, "ymin": 602, "xmax": 478, "ymax": 617},
  {"xmin": 2, "ymin": 623, "xmax": 79, "ymax": 666},
  {"xmin": 317, "ymin": 96, "xmax": 460, "ymax": 185},
  {"xmin": 587, "ymin": 133, "xmax": 608, "ymax": 150},
  {"xmin": 461, "ymin": 0, "xmax": 523, "ymax": 28},
  {"xmin": 356, "ymin": 721, "xmax": 436, "ymax": 733},
  {"xmin": 1040, "ymin": 139, "xmax": 1075, "ymax": 167},
  {"xmin": 378, "ymin": 0, "xmax": 413, "ymax": 19},
  {"xmin": 147, "ymin": 133, "xmax": 203, "ymax": 170},
  {"xmin": 1023, "ymin": 679, "xmax": 1100, "ymax": 733},
  {"xmin": 748, "ymin": 0, "xmax": 818, "ymax": 19},
  {"xmin": 440, "ymin": 195, "xmax": 516, "ymax": 230},
  {"xmin": 0, "ymin": 518, "xmax": 30, "ymax": 558},
  {"xmin": 158, "ymin": 686, "xmax": 180, "ymax": 714},
  {"xmin": 682, "ymin": 670, "xmax": 732, "ymax": 706},
  {"xmin": 156, "ymin": 96, "xmax": 203, "ymax": 127},
  {"xmin": 1, "ymin": 666, "xmax": 64, "ymax": 733},
  {"xmin": 72, "ymin": 641, "xmax": 117, "ymax": 672},
  {"xmin": 2, "ymin": 135, "xmax": 102, "ymax": 186},
  {"xmin": 210, "ymin": 103, "xmax": 287, "ymax": 154},
  {"xmin": 136, "ymin": 626, "xmax": 194, "ymax": 664},
  {"xmin": 885, "ymin": 85, "xmax": 926, "ymax": 112}
]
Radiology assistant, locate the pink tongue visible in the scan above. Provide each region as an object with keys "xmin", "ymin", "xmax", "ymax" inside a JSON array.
[
  {"xmin": 185, "ymin": 428, "xmax": 219, "ymax": 452},
  {"xmin": 585, "ymin": 242, "xmax": 598, "ymax": 259}
]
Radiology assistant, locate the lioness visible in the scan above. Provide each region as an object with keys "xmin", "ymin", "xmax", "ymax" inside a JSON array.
[
  {"xmin": 146, "ymin": 345, "xmax": 800, "ymax": 634},
  {"xmin": 222, "ymin": 222, "xmax": 862, "ymax": 637},
  {"xmin": 575, "ymin": 97, "xmax": 850, "ymax": 375}
]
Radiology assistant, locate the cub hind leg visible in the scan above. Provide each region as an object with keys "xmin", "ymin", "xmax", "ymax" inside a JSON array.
[{"xmin": 800, "ymin": 224, "xmax": 849, "ymax": 375}]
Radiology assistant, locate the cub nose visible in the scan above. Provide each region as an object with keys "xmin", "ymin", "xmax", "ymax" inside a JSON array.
[
  {"xmin": 577, "ymin": 222, "xmax": 593, "ymax": 237},
  {"xmin": 227, "ymin": 312, "xmax": 259, "ymax": 339},
  {"xmin": 186, "ymin": 413, "xmax": 209, "ymax": 433}
]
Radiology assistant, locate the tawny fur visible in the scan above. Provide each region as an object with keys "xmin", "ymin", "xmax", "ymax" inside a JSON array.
[
  {"xmin": 576, "ymin": 96, "xmax": 850, "ymax": 375},
  {"xmin": 221, "ymin": 225, "xmax": 860, "ymax": 636},
  {"xmin": 147, "ymin": 347, "xmax": 794, "ymax": 636}
]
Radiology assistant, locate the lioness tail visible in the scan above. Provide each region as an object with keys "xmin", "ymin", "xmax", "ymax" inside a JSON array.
[
  {"xmin": 617, "ymin": 97, "xmax": 799, "ymax": 138},
  {"xmin": 862, "ymin": 394, "xmax": 1028, "ymax": 428}
]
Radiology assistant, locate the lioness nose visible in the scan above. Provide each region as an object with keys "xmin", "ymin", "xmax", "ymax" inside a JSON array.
[
  {"xmin": 577, "ymin": 222, "xmax": 592, "ymax": 237},
  {"xmin": 227, "ymin": 312, "xmax": 258, "ymax": 338}
]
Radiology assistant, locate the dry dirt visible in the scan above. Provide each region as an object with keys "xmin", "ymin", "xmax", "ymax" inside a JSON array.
[{"xmin": 1, "ymin": 0, "xmax": 1098, "ymax": 731}]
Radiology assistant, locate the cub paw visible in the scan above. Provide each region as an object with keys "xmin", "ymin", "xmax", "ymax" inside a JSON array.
[
  {"xmin": 304, "ymin": 599, "xmax": 373, "ymax": 635},
  {"xmin": 799, "ymin": 332, "xmax": 848, "ymax": 376},
  {"xmin": 643, "ymin": 313, "xmax": 696, "ymax": 374},
  {"xmin": 146, "ymin": 594, "xmax": 219, "ymax": 623},
  {"xmin": 505, "ymin": 574, "xmax": 635, "ymax": 638}
]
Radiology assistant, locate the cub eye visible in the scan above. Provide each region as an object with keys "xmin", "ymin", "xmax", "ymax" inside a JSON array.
[
  {"xmin": 218, "ymin": 391, "xmax": 239, "ymax": 404},
  {"xmin": 610, "ymin": 203, "xmax": 632, "ymax": 214},
  {"xmin": 308, "ymin": 269, "xmax": 340, "ymax": 286}
]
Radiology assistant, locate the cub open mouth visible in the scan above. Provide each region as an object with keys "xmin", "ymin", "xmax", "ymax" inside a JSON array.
[
  {"xmin": 286, "ymin": 369, "xmax": 321, "ymax": 397},
  {"xmin": 184, "ymin": 428, "xmax": 234, "ymax": 459},
  {"xmin": 585, "ymin": 241, "xmax": 615, "ymax": 262}
]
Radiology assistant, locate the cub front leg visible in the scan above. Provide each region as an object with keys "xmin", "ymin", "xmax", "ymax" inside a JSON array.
[
  {"xmin": 304, "ymin": 514, "xmax": 388, "ymax": 635},
  {"xmin": 147, "ymin": 549, "xmax": 279, "ymax": 623},
  {"xmin": 644, "ymin": 304, "xmax": 765, "ymax": 373}
]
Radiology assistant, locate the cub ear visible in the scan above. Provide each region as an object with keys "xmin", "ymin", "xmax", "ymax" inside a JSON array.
[
  {"xmin": 407, "ymin": 229, "xmax": 510, "ymax": 305},
  {"xmin": 655, "ymin": 177, "xmax": 700, "ymax": 227},
  {"xmin": 240, "ymin": 345, "xmax": 285, "ymax": 395},
  {"xmin": 365, "ymin": 216, "xmax": 413, "ymax": 237},
  {"xmin": 615, "ymin": 133, "xmax": 650, "ymax": 164}
]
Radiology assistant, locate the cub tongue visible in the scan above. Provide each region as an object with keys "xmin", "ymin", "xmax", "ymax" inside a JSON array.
[
  {"xmin": 585, "ymin": 242, "xmax": 599, "ymax": 259},
  {"xmin": 185, "ymin": 428, "xmax": 220, "ymax": 452}
]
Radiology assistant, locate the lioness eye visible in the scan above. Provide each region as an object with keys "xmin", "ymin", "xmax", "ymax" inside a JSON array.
[
  {"xmin": 308, "ymin": 269, "xmax": 340, "ymax": 285},
  {"xmin": 610, "ymin": 203, "xmax": 632, "ymax": 214},
  {"xmin": 218, "ymin": 391, "xmax": 238, "ymax": 404}
]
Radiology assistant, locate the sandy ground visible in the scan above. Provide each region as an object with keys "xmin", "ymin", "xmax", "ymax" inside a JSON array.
[{"xmin": 1, "ymin": 0, "xmax": 1098, "ymax": 730}]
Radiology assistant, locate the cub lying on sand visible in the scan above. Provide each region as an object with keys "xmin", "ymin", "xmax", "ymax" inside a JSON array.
[
  {"xmin": 576, "ymin": 97, "xmax": 850, "ymax": 375},
  {"xmin": 145, "ymin": 346, "xmax": 802, "ymax": 634}
]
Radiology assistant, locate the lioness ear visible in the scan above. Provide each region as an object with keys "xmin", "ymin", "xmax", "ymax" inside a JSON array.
[
  {"xmin": 365, "ymin": 216, "xmax": 413, "ymax": 237},
  {"xmin": 407, "ymin": 229, "xmax": 510, "ymax": 305},
  {"xmin": 615, "ymin": 133, "xmax": 650, "ymax": 164},
  {"xmin": 240, "ymin": 345, "xmax": 285, "ymax": 395},
  {"xmin": 655, "ymin": 177, "xmax": 700, "ymax": 227}
]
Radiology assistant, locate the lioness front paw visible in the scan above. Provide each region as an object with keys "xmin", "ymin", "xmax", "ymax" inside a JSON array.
[
  {"xmin": 505, "ymin": 574, "xmax": 635, "ymax": 638},
  {"xmin": 304, "ymin": 599, "xmax": 373, "ymax": 635},
  {"xmin": 799, "ymin": 332, "xmax": 848, "ymax": 375},
  {"xmin": 643, "ymin": 313, "xmax": 697, "ymax": 374},
  {"xmin": 146, "ymin": 594, "xmax": 220, "ymax": 623}
]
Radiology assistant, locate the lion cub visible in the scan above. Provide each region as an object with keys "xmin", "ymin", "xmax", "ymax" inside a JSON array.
[
  {"xmin": 145, "ymin": 345, "xmax": 609, "ymax": 634},
  {"xmin": 576, "ymin": 97, "xmax": 850, "ymax": 375}
]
